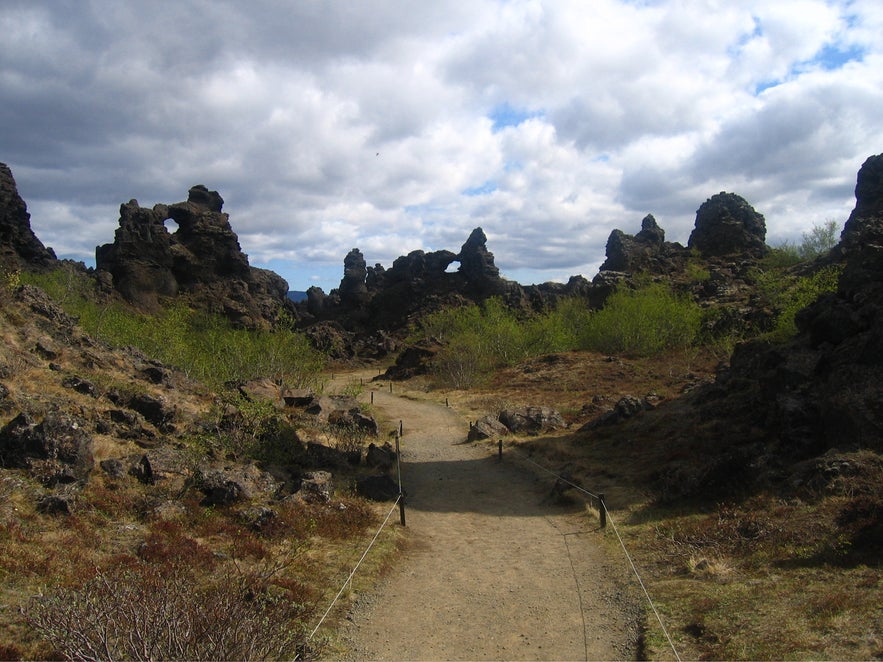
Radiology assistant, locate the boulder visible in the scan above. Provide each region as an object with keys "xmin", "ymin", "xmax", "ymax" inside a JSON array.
[
  {"xmin": 467, "ymin": 415, "xmax": 510, "ymax": 442},
  {"xmin": 688, "ymin": 192, "xmax": 767, "ymax": 258},
  {"xmin": 296, "ymin": 471, "xmax": 334, "ymax": 503},
  {"xmin": 196, "ymin": 463, "xmax": 279, "ymax": 506},
  {"xmin": 365, "ymin": 442, "xmax": 396, "ymax": 471},
  {"xmin": 356, "ymin": 474, "xmax": 401, "ymax": 501},
  {"xmin": 328, "ymin": 408, "xmax": 379, "ymax": 437},
  {"xmin": 0, "ymin": 411, "xmax": 94, "ymax": 485},
  {"xmin": 498, "ymin": 407, "xmax": 566, "ymax": 435}
]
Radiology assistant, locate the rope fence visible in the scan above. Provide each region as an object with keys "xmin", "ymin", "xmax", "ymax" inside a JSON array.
[
  {"xmin": 307, "ymin": 494, "xmax": 403, "ymax": 642},
  {"xmin": 501, "ymin": 442, "xmax": 682, "ymax": 662}
]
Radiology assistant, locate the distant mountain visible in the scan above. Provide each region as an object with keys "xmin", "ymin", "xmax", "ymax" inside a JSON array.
[{"xmin": 287, "ymin": 291, "xmax": 308, "ymax": 303}]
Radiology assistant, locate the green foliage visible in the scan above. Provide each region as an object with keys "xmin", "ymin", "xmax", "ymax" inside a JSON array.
[
  {"xmin": 19, "ymin": 267, "xmax": 326, "ymax": 390},
  {"xmin": 413, "ymin": 285, "xmax": 703, "ymax": 386},
  {"xmin": 576, "ymin": 284, "xmax": 703, "ymax": 357},
  {"xmin": 416, "ymin": 298, "xmax": 556, "ymax": 387},
  {"xmin": 799, "ymin": 219, "xmax": 839, "ymax": 260},
  {"xmin": 756, "ymin": 264, "xmax": 843, "ymax": 342},
  {"xmin": 764, "ymin": 220, "xmax": 841, "ymax": 269},
  {"xmin": 762, "ymin": 242, "xmax": 803, "ymax": 268}
]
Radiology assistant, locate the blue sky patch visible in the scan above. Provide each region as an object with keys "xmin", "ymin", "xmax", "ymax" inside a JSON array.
[
  {"xmin": 811, "ymin": 42, "xmax": 865, "ymax": 70},
  {"xmin": 462, "ymin": 180, "xmax": 498, "ymax": 196},
  {"xmin": 489, "ymin": 102, "xmax": 544, "ymax": 132}
]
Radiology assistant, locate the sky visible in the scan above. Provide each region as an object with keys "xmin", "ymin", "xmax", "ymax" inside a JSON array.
[{"xmin": 2, "ymin": 1, "xmax": 881, "ymax": 293}]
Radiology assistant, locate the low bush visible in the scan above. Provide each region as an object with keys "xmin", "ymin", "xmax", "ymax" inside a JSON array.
[
  {"xmin": 19, "ymin": 267, "xmax": 327, "ymax": 390},
  {"xmin": 576, "ymin": 283, "xmax": 703, "ymax": 357},
  {"xmin": 755, "ymin": 264, "xmax": 843, "ymax": 342},
  {"xmin": 24, "ymin": 559, "xmax": 308, "ymax": 661}
]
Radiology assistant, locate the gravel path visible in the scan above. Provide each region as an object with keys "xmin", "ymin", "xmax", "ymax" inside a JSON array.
[{"xmin": 327, "ymin": 378, "xmax": 640, "ymax": 661}]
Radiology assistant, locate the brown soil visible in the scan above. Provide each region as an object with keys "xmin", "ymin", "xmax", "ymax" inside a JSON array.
[{"xmin": 326, "ymin": 373, "xmax": 643, "ymax": 661}]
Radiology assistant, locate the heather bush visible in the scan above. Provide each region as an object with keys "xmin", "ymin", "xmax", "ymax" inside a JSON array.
[{"xmin": 24, "ymin": 559, "xmax": 308, "ymax": 661}]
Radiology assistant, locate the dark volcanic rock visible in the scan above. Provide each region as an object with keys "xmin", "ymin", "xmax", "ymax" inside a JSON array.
[
  {"xmin": 0, "ymin": 163, "xmax": 56, "ymax": 268},
  {"xmin": 457, "ymin": 227, "xmax": 503, "ymax": 291},
  {"xmin": 662, "ymin": 154, "xmax": 883, "ymax": 501},
  {"xmin": 599, "ymin": 214, "xmax": 690, "ymax": 274},
  {"xmin": 0, "ymin": 411, "xmax": 94, "ymax": 485},
  {"xmin": 467, "ymin": 415, "xmax": 510, "ymax": 442},
  {"xmin": 499, "ymin": 407, "xmax": 566, "ymax": 435},
  {"xmin": 95, "ymin": 185, "xmax": 293, "ymax": 327},
  {"xmin": 688, "ymin": 192, "xmax": 768, "ymax": 258},
  {"xmin": 356, "ymin": 474, "xmax": 401, "ymax": 501}
]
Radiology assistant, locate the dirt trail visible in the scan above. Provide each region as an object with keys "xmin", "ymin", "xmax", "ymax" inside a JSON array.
[{"xmin": 328, "ymin": 375, "xmax": 640, "ymax": 661}]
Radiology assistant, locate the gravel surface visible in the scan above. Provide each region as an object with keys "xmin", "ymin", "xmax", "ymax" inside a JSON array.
[{"xmin": 326, "ymin": 378, "xmax": 641, "ymax": 661}]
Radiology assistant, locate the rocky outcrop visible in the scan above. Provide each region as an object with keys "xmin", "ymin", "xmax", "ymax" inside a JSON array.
[
  {"xmin": 297, "ymin": 226, "xmax": 594, "ymax": 345},
  {"xmin": 651, "ymin": 154, "xmax": 883, "ymax": 502},
  {"xmin": 0, "ymin": 163, "xmax": 56, "ymax": 269},
  {"xmin": 688, "ymin": 192, "xmax": 768, "ymax": 258},
  {"xmin": 599, "ymin": 214, "xmax": 690, "ymax": 273},
  {"xmin": 468, "ymin": 406, "xmax": 566, "ymax": 441},
  {"xmin": 96, "ymin": 185, "xmax": 293, "ymax": 328}
]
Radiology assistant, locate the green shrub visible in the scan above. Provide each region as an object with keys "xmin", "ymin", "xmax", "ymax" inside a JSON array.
[
  {"xmin": 576, "ymin": 283, "xmax": 703, "ymax": 357},
  {"xmin": 799, "ymin": 220, "xmax": 839, "ymax": 260},
  {"xmin": 757, "ymin": 265, "xmax": 843, "ymax": 342}
]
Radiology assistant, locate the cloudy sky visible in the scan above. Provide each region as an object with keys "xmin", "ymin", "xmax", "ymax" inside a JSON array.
[{"xmin": 2, "ymin": 1, "xmax": 881, "ymax": 292}]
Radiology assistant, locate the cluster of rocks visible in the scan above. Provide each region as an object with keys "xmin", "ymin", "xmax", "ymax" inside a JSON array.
[
  {"xmin": 467, "ymin": 406, "xmax": 567, "ymax": 442},
  {"xmin": 1, "ymin": 159, "xmax": 778, "ymax": 359},
  {"xmin": 95, "ymin": 185, "xmax": 293, "ymax": 329},
  {"xmin": 644, "ymin": 154, "xmax": 883, "ymax": 502}
]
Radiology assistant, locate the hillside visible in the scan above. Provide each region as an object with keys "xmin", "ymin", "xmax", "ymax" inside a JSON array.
[{"xmin": 1, "ymin": 153, "xmax": 882, "ymax": 659}]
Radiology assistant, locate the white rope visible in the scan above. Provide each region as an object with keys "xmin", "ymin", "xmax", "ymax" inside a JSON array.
[
  {"xmin": 505, "ymin": 445, "xmax": 681, "ymax": 661},
  {"xmin": 602, "ymin": 502, "xmax": 681, "ymax": 661},
  {"xmin": 307, "ymin": 495, "xmax": 402, "ymax": 641}
]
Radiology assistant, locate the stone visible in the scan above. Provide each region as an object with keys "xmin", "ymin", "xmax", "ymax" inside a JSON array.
[
  {"xmin": 356, "ymin": 474, "xmax": 401, "ymax": 501},
  {"xmin": 688, "ymin": 192, "xmax": 767, "ymax": 258},
  {"xmin": 498, "ymin": 407, "xmax": 566, "ymax": 435},
  {"xmin": 0, "ymin": 163, "xmax": 56, "ymax": 268},
  {"xmin": 297, "ymin": 471, "xmax": 334, "ymax": 503},
  {"xmin": 95, "ymin": 185, "xmax": 294, "ymax": 327},
  {"xmin": 0, "ymin": 411, "xmax": 94, "ymax": 483},
  {"xmin": 328, "ymin": 408, "xmax": 379, "ymax": 437},
  {"xmin": 365, "ymin": 442, "xmax": 396, "ymax": 471},
  {"xmin": 467, "ymin": 415, "xmax": 510, "ymax": 442}
]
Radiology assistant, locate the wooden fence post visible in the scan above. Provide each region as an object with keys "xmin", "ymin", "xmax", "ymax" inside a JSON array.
[
  {"xmin": 396, "ymin": 432, "xmax": 405, "ymax": 526},
  {"xmin": 599, "ymin": 493, "xmax": 607, "ymax": 529}
]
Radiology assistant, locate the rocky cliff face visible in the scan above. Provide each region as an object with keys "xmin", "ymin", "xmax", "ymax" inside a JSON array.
[
  {"xmin": 651, "ymin": 154, "xmax": 883, "ymax": 501},
  {"xmin": 96, "ymin": 185, "xmax": 293, "ymax": 328},
  {"xmin": 0, "ymin": 163, "xmax": 56, "ymax": 269}
]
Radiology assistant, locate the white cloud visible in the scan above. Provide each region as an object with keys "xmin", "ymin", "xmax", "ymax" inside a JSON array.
[{"xmin": 2, "ymin": 0, "xmax": 881, "ymax": 293}]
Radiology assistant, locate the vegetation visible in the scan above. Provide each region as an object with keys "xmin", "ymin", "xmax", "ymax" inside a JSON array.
[
  {"xmin": 415, "ymin": 283, "xmax": 703, "ymax": 387},
  {"xmin": 763, "ymin": 219, "xmax": 841, "ymax": 268},
  {"xmin": 755, "ymin": 264, "xmax": 843, "ymax": 342},
  {"xmin": 19, "ymin": 266, "xmax": 326, "ymax": 390}
]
